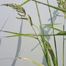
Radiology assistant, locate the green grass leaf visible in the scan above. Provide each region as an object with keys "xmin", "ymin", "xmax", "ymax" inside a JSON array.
[
  {"xmin": 28, "ymin": 15, "xmax": 33, "ymax": 25},
  {"xmin": 56, "ymin": 31, "xmax": 66, "ymax": 35},
  {"xmin": 44, "ymin": 39, "xmax": 58, "ymax": 66},
  {"xmin": 32, "ymin": 0, "xmax": 66, "ymax": 13},
  {"xmin": 21, "ymin": 0, "xmax": 30, "ymax": 5}
]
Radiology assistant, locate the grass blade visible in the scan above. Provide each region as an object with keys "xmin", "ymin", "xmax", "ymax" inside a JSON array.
[
  {"xmin": 0, "ymin": 17, "xmax": 8, "ymax": 45},
  {"xmin": 46, "ymin": 0, "xmax": 58, "ymax": 66},
  {"xmin": 11, "ymin": 21, "xmax": 23, "ymax": 66},
  {"xmin": 56, "ymin": 31, "xmax": 66, "ymax": 35},
  {"xmin": 21, "ymin": 0, "xmax": 30, "ymax": 5},
  {"xmin": 34, "ymin": 0, "xmax": 52, "ymax": 66},
  {"xmin": 32, "ymin": 0, "xmax": 66, "ymax": 13},
  {"xmin": 44, "ymin": 39, "xmax": 58, "ymax": 66},
  {"xmin": 18, "ymin": 57, "xmax": 44, "ymax": 66}
]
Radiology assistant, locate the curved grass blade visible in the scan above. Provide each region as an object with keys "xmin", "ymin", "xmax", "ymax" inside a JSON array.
[
  {"xmin": 44, "ymin": 24, "xmax": 62, "ymax": 32},
  {"xmin": 56, "ymin": 31, "xmax": 66, "ymax": 35},
  {"xmin": 2, "ymin": 3, "xmax": 26, "ymax": 15},
  {"xmin": 21, "ymin": 0, "xmax": 30, "ymax": 6},
  {"xmin": 1, "ymin": 29, "xmax": 66, "ymax": 38},
  {"xmin": 18, "ymin": 57, "xmax": 44, "ymax": 66},
  {"xmin": 39, "ymin": 34, "xmax": 56, "ymax": 66},
  {"xmin": 44, "ymin": 39, "xmax": 58, "ymax": 66},
  {"xmin": 0, "ymin": 17, "xmax": 8, "ymax": 46},
  {"xmin": 11, "ymin": 21, "xmax": 23, "ymax": 66},
  {"xmin": 32, "ymin": 0, "xmax": 66, "ymax": 13},
  {"xmin": 28, "ymin": 15, "xmax": 33, "ymax": 25},
  {"xmin": 34, "ymin": 0, "xmax": 51, "ymax": 65}
]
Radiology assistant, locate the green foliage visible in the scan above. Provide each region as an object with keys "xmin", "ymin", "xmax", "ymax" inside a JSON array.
[
  {"xmin": 1, "ymin": 0, "xmax": 66, "ymax": 66},
  {"xmin": 21, "ymin": 0, "xmax": 30, "ymax": 5}
]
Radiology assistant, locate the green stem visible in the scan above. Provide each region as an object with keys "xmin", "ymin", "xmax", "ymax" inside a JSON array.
[
  {"xmin": 34, "ymin": 0, "xmax": 45, "ymax": 51},
  {"xmin": 34, "ymin": 0, "xmax": 45, "ymax": 48},
  {"xmin": 30, "ymin": 23, "xmax": 45, "ymax": 52},
  {"xmin": 34, "ymin": 0, "xmax": 51, "ymax": 66},
  {"xmin": 11, "ymin": 19, "xmax": 23, "ymax": 66},
  {"xmin": 32, "ymin": 0, "xmax": 66, "ymax": 13},
  {"xmin": 46, "ymin": 0, "xmax": 58, "ymax": 66}
]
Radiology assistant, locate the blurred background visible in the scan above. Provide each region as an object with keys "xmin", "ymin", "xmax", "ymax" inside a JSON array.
[{"xmin": 0, "ymin": 0, "xmax": 66, "ymax": 66}]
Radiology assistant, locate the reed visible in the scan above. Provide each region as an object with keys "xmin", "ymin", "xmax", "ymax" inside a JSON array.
[{"xmin": 1, "ymin": 0, "xmax": 66, "ymax": 66}]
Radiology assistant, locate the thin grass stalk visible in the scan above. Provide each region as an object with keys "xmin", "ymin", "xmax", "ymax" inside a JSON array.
[
  {"xmin": 28, "ymin": 16, "xmax": 45, "ymax": 57},
  {"xmin": 34, "ymin": 0, "xmax": 51, "ymax": 66},
  {"xmin": 46, "ymin": 0, "xmax": 58, "ymax": 66},
  {"xmin": 26, "ymin": 11, "xmax": 45, "ymax": 55},
  {"xmin": 34, "ymin": 0, "xmax": 45, "ymax": 56},
  {"xmin": 30, "ymin": 25, "xmax": 45, "ymax": 53},
  {"xmin": 63, "ymin": 24, "xmax": 65, "ymax": 66},
  {"xmin": 0, "ymin": 17, "xmax": 8, "ymax": 45},
  {"xmin": 2, "ymin": 33, "xmax": 66, "ymax": 38},
  {"xmin": 31, "ymin": 25, "xmax": 48, "ymax": 66},
  {"xmin": 34, "ymin": 0, "xmax": 45, "ymax": 48},
  {"xmin": 28, "ymin": 11, "xmax": 46, "ymax": 63},
  {"xmin": 11, "ymin": 19, "xmax": 23, "ymax": 66},
  {"xmin": 32, "ymin": 0, "xmax": 66, "ymax": 13}
]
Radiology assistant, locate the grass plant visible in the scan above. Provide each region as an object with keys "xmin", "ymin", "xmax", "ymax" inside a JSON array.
[{"xmin": 0, "ymin": 0, "xmax": 66, "ymax": 66}]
